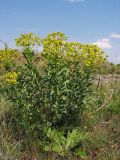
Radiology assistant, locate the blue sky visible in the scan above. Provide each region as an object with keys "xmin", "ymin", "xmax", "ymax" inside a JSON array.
[{"xmin": 0, "ymin": 0, "xmax": 120, "ymax": 63}]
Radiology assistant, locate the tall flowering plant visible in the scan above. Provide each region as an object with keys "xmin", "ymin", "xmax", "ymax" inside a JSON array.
[{"xmin": 1, "ymin": 32, "xmax": 107, "ymax": 158}]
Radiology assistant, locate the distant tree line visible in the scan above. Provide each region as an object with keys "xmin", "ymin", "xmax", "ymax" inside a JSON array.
[{"xmin": 98, "ymin": 62, "xmax": 120, "ymax": 74}]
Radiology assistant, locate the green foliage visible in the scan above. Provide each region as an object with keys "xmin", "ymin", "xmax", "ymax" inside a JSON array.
[
  {"xmin": 1, "ymin": 72, "xmax": 120, "ymax": 159},
  {"xmin": 44, "ymin": 127, "xmax": 87, "ymax": 157}
]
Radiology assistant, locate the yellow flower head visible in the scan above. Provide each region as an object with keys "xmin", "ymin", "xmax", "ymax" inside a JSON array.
[
  {"xmin": 2, "ymin": 72, "xmax": 20, "ymax": 85},
  {"xmin": 15, "ymin": 33, "xmax": 41, "ymax": 47},
  {"xmin": 0, "ymin": 48, "xmax": 18, "ymax": 69}
]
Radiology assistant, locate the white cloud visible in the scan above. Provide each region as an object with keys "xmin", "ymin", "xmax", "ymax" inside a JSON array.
[
  {"xmin": 93, "ymin": 38, "xmax": 112, "ymax": 49},
  {"xmin": 110, "ymin": 33, "xmax": 120, "ymax": 39},
  {"xmin": 67, "ymin": 0, "xmax": 85, "ymax": 3}
]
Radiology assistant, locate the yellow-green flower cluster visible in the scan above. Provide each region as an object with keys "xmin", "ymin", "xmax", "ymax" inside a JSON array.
[
  {"xmin": 14, "ymin": 32, "xmax": 107, "ymax": 71},
  {"xmin": 64, "ymin": 42, "xmax": 82, "ymax": 62},
  {"xmin": 46, "ymin": 32, "xmax": 67, "ymax": 41},
  {"xmin": 41, "ymin": 32, "xmax": 108, "ymax": 70},
  {"xmin": 42, "ymin": 32, "xmax": 67, "ymax": 55},
  {"xmin": 0, "ymin": 48, "xmax": 18, "ymax": 69},
  {"xmin": 80, "ymin": 44, "xmax": 108, "ymax": 68},
  {"xmin": 2, "ymin": 71, "xmax": 20, "ymax": 84},
  {"xmin": 0, "ymin": 48, "xmax": 17, "ymax": 60},
  {"xmin": 15, "ymin": 32, "xmax": 41, "ymax": 47}
]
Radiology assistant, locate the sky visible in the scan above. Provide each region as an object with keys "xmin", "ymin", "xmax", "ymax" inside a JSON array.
[{"xmin": 0, "ymin": 0, "xmax": 120, "ymax": 63}]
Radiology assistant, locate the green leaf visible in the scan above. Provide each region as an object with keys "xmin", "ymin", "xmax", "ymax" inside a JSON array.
[
  {"xmin": 74, "ymin": 149, "xmax": 87, "ymax": 159},
  {"xmin": 66, "ymin": 129, "xmax": 87, "ymax": 150}
]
